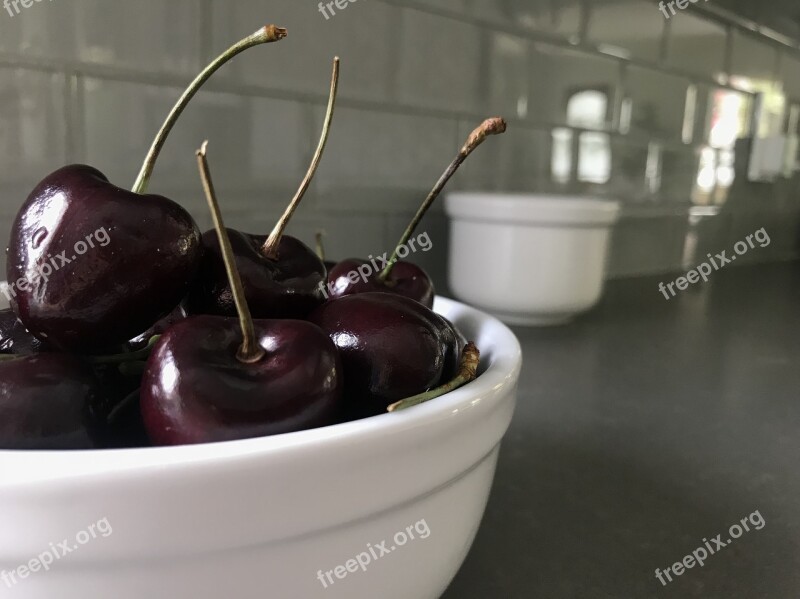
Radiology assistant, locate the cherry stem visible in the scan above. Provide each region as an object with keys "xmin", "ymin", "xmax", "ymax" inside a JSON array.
[
  {"xmin": 197, "ymin": 142, "xmax": 265, "ymax": 364},
  {"xmin": 387, "ymin": 342, "xmax": 481, "ymax": 412},
  {"xmin": 131, "ymin": 25, "xmax": 288, "ymax": 195},
  {"xmin": 379, "ymin": 117, "xmax": 507, "ymax": 281},
  {"xmin": 315, "ymin": 230, "xmax": 326, "ymax": 261},
  {"xmin": 262, "ymin": 57, "xmax": 340, "ymax": 259}
]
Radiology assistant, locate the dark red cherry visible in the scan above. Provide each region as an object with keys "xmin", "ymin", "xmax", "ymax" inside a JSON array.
[
  {"xmin": 325, "ymin": 258, "xmax": 434, "ymax": 308},
  {"xmin": 6, "ymin": 164, "xmax": 201, "ymax": 353},
  {"xmin": 308, "ymin": 292, "xmax": 465, "ymax": 419},
  {"xmin": 0, "ymin": 308, "xmax": 50, "ymax": 355},
  {"xmin": 140, "ymin": 315, "xmax": 342, "ymax": 445},
  {"xmin": 141, "ymin": 141, "xmax": 343, "ymax": 446},
  {"xmin": 186, "ymin": 230, "xmax": 326, "ymax": 319},
  {"xmin": 0, "ymin": 354, "xmax": 102, "ymax": 449},
  {"xmin": 4, "ymin": 26, "xmax": 289, "ymax": 353}
]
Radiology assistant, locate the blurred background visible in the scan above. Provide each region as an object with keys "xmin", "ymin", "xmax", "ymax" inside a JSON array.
[{"xmin": 0, "ymin": 0, "xmax": 798, "ymax": 290}]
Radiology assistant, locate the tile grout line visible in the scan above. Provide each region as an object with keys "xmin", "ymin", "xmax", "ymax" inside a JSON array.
[
  {"xmin": 0, "ymin": 52, "xmax": 743, "ymax": 155},
  {"xmin": 373, "ymin": 0, "xmax": 792, "ymax": 91}
]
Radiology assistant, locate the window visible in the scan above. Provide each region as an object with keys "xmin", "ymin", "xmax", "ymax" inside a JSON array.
[{"xmin": 552, "ymin": 89, "xmax": 611, "ymax": 184}]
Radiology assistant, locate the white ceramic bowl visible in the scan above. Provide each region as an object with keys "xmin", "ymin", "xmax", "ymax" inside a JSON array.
[
  {"xmin": 445, "ymin": 193, "xmax": 621, "ymax": 326},
  {"xmin": 0, "ymin": 297, "xmax": 521, "ymax": 599}
]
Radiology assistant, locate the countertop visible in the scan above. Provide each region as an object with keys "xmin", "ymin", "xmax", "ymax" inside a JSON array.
[{"xmin": 442, "ymin": 261, "xmax": 800, "ymax": 599}]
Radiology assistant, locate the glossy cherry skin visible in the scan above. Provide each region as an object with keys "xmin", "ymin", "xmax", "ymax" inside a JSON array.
[
  {"xmin": 140, "ymin": 315, "xmax": 343, "ymax": 446},
  {"xmin": 308, "ymin": 292, "xmax": 464, "ymax": 419},
  {"xmin": 6, "ymin": 164, "xmax": 202, "ymax": 352},
  {"xmin": 325, "ymin": 259, "xmax": 435, "ymax": 308},
  {"xmin": 187, "ymin": 230, "xmax": 326, "ymax": 320},
  {"xmin": 0, "ymin": 308, "xmax": 49, "ymax": 355},
  {"xmin": 0, "ymin": 354, "xmax": 102, "ymax": 449}
]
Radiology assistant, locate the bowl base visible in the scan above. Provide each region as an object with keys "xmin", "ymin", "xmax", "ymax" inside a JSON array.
[{"xmin": 484, "ymin": 309, "xmax": 576, "ymax": 327}]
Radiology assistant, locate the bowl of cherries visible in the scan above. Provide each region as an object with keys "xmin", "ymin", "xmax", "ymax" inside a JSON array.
[{"xmin": 0, "ymin": 26, "xmax": 522, "ymax": 599}]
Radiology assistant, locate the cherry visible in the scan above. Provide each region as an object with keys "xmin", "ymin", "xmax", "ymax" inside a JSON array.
[
  {"xmin": 0, "ymin": 307, "xmax": 49, "ymax": 355},
  {"xmin": 7, "ymin": 166, "xmax": 202, "ymax": 352},
  {"xmin": 187, "ymin": 58, "xmax": 340, "ymax": 320},
  {"xmin": 6, "ymin": 26, "xmax": 287, "ymax": 352},
  {"xmin": 326, "ymin": 258, "xmax": 435, "ymax": 308},
  {"xmin": 325, "ymin": 118, "xmax": 507, "ymax": 307},
  {"xmin": 308, "ymin": 292, "xmax": 467, "ymax": 419},
  {"xmin": 141, "ymin": 315, "xmax": 343, "ymax": 445},
  {"xmin": 140, "ymin": 143, "xmax": 343, "ymax": 446},
  {"xmin": 186, "ymin": 230, "xmax": 327, "ymax": 320},
  {"xmin": 0, "ymin": 354, "xmax": 102, "ymax": 449}
]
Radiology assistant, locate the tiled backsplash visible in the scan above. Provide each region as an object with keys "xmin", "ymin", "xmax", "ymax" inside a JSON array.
[{"xmin": 0, "ymin": 0, "xmax": 799, "ymax": 291}]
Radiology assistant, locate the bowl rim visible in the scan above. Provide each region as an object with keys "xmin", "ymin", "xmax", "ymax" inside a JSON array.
[
  {"xmin": 445, "ymin": 191, "xmax": 621, "ymax": 226},
  {"xmin": 0, "ymin": 296, "xmax": 522, "ymax": 484}
]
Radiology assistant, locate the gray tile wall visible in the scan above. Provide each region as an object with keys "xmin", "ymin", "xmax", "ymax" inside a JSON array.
[{"xmin": 0, "ymin": 0, "xmax": 799, "ymax": 292}]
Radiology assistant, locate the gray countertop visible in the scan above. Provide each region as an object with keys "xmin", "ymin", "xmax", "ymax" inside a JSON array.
[{"xmin": 442, "ymin": 262, "xmax": 800, "ymax": 599}]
